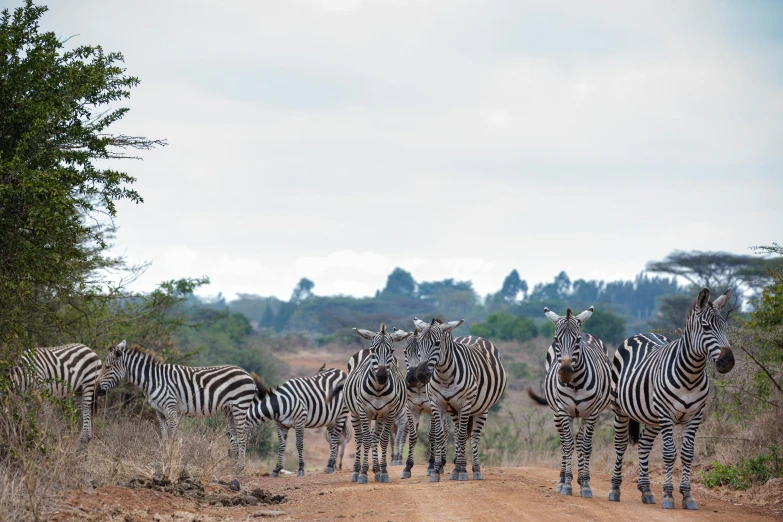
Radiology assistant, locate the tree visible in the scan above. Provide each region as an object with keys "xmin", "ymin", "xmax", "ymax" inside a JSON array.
[
  {"xmin": 0, "ymin": 2, "xmax": 164, "ymax": 361},
  {"xmin": 382, "ymin": 268, "xmax": 416, "ymax": 297},
  {"xmin": 583, "ymin": 308, "xmax": 626, "ymax": 345},
  {"xmin": 291, "ymin": 278, "xmax": 315, "ymax": 303},
  {"xmin": 649, "ymin": 293, "xmax": 693, "ymax": 332},
  {"xmin": 500, "ymin": 270, "xmax": 526, "ymax": 303},
  {"xmin": 469, "ymin": 312, "xmax": 538, "ymax": 343}
]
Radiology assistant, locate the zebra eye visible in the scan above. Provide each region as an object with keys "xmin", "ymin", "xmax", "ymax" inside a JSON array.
[{"xmin": 434, "ymin": 341, "xmax": 441, "ymax": 347}]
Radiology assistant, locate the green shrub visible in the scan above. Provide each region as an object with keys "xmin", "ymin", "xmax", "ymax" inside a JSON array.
[
  {"xmin": 507, "ymin": 361, "xmax": 530, "ymax": 380},
  {"xmin": 469, "ymin": 312, "xmax": 538, "ymax": 343},
  {"xmin": 701, "ymin": 445, "xmax": 783, "ymax": 490}
]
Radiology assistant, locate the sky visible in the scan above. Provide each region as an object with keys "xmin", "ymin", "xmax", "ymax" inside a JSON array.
[{"xmin": 32, "ymin": 0, "xmax": 783, "ymax": 301}]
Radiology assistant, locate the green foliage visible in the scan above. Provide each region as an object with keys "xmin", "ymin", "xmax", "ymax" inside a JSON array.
[
  {"xmin": 583, "ymin": 308, "xmax": 627, "ymax": 345},
  {"xmin": 470, "ymin": 312, "xmax": 538, "ymax": 343},
  {"xmin": 539, "ymin": 321, "xmax": 555, "ymax": 339},
  {"xmin": 649, "ymin": 292, "xmax": 693, "ymax": 332},
  {"xmin": 506, "ymin": 360, "xmax": 530, "ymax": 380},
  {"xmin": 382, "ymin": 268, "xmax": 416, "ymax": 297},
  {"xmin": 701, "ymin": 445, "xmax": 783, "ymax": 490}
]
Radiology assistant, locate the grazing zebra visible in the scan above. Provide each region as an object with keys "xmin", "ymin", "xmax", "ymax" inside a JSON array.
[
  {"xmin": 410, "ymin": 318, "xmax": 507, "ymax": 482},
  {"xmin": 245, "ymin": 367, "xmax": 349, "ymax": 477},
  {"xmin": 336, "ymin": 324, "xmax": 410, "ymax": 484},
  {"xmin": 527, "ymin": 307, "xmax": 611, "ymax": 498},
  {"xmin": 609, "ymin": 288, "xmax": 735, "ymax": 510},
  {"xmin": 323, "ymin": 421, "xmax": 353, "ymax": 470},
  {"xmin": 11, "ymin": 343, "xmax": 102, "ymax": 444},
  {"xmin": 96, "ymin": 341, "xmax": 257, "ymax": 472}
]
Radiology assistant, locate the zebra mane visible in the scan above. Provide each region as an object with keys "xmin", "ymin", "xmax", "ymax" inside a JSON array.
[{"xmin": 124, "ymin": 345, "xmax": 164, "ymax": 363}]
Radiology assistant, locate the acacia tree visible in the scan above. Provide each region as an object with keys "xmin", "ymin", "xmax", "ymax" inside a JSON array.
[{"xmin": 0, "ymin": 2, "xmax": 164, "ymax": 364}]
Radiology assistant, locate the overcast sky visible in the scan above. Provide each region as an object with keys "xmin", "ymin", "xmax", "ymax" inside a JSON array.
[{"xmin": 39, "ymin": 0, "xmax": 783, "ymax": 300}]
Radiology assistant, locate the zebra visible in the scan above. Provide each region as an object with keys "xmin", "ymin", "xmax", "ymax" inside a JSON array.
[
  {"xmin": 335, "ymin": 324, "xmax": 410, "ymax": 484},
  {"xmin": 527, "ymin": 307, "xmax": 611, "ymax": 498},
  {"xmin": 96, "ymin": 340, "xmax": 257, "ymax": 472},
  {"xmin": 10, "ymin": 343, "xmax": 102, "ymax": 444},
  {"xmin": 609, "ymin": 288, "xmax": 735, "ymax": 510},
  {"xmin": 389, "ymin": 405, "xmax": 410, "ymax": 467},
  {"xmin": 409, "ymin": 318, "xmax": 507, "ymax": 482},
  {"xmin": 323, "ymin": 420, "xmax": 353, "ymax": 470},
  {"xmin": 245, "ymin": 367, "xmax": 349, "ymax": 477}
]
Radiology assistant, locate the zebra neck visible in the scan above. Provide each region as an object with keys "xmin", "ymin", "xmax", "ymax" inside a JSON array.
[
  {"xmin": 127, "ymin": 351, "xmax": 163, "ymax": 395},
  {"xmin": 435, "ymin": 336, "xmax": 457, "ymax": 373},
  {"xmin": 675, "ymin": 338, "xmax": 708, "ymax": 383}
]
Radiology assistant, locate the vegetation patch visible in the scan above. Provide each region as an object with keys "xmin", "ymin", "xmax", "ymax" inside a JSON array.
[{"xmin": 701, "ymin": 445, "xmax": 783, "ymax": 490}]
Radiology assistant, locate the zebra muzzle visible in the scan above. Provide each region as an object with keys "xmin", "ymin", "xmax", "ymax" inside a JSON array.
[
  {"xmin": 376, "ymin": 366, "xmax": 389, "ymax": 385},
  {"xmin": 558, "ymin": 365, "xmax": 574, "ymax": 384},
  {"xmin": 415, "ymin": 363, "xmax": 431, "ymax": 384},
  {"xmin": 716, "ymin": 347, "xmax": 735, "ymax": 374}
]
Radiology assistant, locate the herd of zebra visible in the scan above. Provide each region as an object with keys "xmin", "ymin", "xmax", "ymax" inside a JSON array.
[{"xmin": 9, "ymin": 287, "xmax": 735, "ymax": 511}]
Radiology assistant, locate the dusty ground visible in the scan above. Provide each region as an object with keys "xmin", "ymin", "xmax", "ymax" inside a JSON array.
[{"xmin": 49, "ymin": 465, "xmax": 782, "ymax": 521}]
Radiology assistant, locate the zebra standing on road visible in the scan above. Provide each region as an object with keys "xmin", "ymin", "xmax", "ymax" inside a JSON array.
[
  {"xmin": 337, "ymin": 324, "xmax": 410, "ymax": 484},
  {"xmin": 609, "ymin": 288, "xmax": 735, "ymax": 510},
  {"xmin": 527, "ymin": 307, "xmax": 611, "ymax": 498},
  {"xmin": 410, "ymin": 318, "xmax": 507, "ymax": 482},
  {"xmin": 245, "ymin": 367, "xmax": 349, "ymax": 476},
  {"xmin": 96, "ymin": 341, "xmax": 257, "ymax": 472},
  {"xmin": 11, "ymin": 343, "xmax": 102, "ymax": 444}
]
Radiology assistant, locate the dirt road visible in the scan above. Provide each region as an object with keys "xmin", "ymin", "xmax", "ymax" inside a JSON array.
[{"xmin": 56, "ymin": 466, "xmax": 780, "ymax": 521}]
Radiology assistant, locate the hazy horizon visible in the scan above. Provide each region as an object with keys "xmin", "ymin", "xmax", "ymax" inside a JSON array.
[{"xmin": 38, "ymin": 1, "xmax": 783, "ymax": 301}]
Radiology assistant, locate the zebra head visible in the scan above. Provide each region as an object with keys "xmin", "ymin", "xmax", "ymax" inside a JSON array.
[
  {"xmin": 544, "ymin": 306, "xmax": 594, "ymax": 385},
  {"xmin": 353, "ymin": 324, "xmax": 411, "ymax": 386},
  {"xmin": 411, "ymin": 317, "xmax": 464, "ymax": 384},
  {"xmin": 685, "ymin": 288, "xmax": 734, "ymax": 374},
  {"xmin": 96, "ymin": 340, "xmax": 128, "ymax": 396},
  {"xmin": 396, "ymin": 326, "xmax": 420, "ymax": 389}
]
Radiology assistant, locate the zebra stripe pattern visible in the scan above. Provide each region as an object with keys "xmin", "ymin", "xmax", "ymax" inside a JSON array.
[
  {"xmin": 609, "ymin": 288, "xmax": 735, "ymax": 510},
  {"xmin": 11, "ymin": 343, "xmax": 102, "ymax": 444},
  {"xmin": 339, "ymin": 324, "xmax": 410, "ymax": 484},
  {"xmin": 97, "ymin": 341, "xmax": 257, "ymax": 472},
  {"xmin": 399, "ymin": 326, "xmax": 436, "ymax": 478},
  {"xmin": 323, "ymin": 420, "xmax": 353, "ymax": 470},
  {"xmin": 527, "ymin": 306, "xmax": 611, "ymax": 498},
  {"xmin": 246, "ymin": 367, "xmax": 349, "ymax": 476},
  {"xmin": 410, "ymin": 318, "xmax": 507, "ymax": 482}
]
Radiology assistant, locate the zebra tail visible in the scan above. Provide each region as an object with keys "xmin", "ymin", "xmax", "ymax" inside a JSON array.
[
  {"xmin": 527, "ymin": 387, "xmax": 548, "ymax": 406},
  {"xmin": 330, "ymin": 383, "xmax": 345, "ymax": 402},
  {"xmin": 251, "ymin": 372, "xmax": 269, "ymax": 400},
  {"xmin": 629, "ymin": 419, "xmax": 640, "ymax": 445}
]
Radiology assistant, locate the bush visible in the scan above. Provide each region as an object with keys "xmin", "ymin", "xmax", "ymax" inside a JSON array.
[
  {"xmin": 701, "ymin": 445, "xmax": 783, "ymax": 490},
  {"xmin": 470, "ymin": 312, "xmax": 538, "ymax": 343},
  {"xmin": 583, "ymin": 308, "xmax": 626, "ymax": 345}
]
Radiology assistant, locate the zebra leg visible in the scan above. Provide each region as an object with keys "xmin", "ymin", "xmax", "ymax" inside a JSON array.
[
  {"xmin": 351, "ymin": 415, "xmax": 362, "ymax": 482},
  {"xmin": 427, "ymin": 413, "xmax": 436, "ymax": 476},
  {"xmin": 232, "ymin": 407, "xmax": 248, "ymax": 473},
  {"xmin": 401, "ymin": 410, "xmax": 418, "ymax": 479},
  {"xmin": 679, "ymin": 413, "xmax": 703, "ymax": 510},
  {"xmin": 377, "ymin": 415, "xmax": 393, "ymax": 483},
  {"xmin": 156, "ymin": 411, "xmax": 169, "ymax": 440},
  {"xmin": 451, "ymin": 411, "xmax": 470, "ymax": 481},
  {"xmin": 325, "ymin": 423, "xmax": 339, "ymax": 473},
  {"xmin": 609, "ymin": 409, "xmax": 629, "ymax": 501},
  {"xmin": 637, "ymin": 424, "xmax": 661, "ymax": 505},
  {"xmin": 577, "ymin": 412, "xmax": 600, "ymax": 498},
  {"xmin": 554, "ymin": 411, "xmax": 574, "ymax": 495},
  {"xmin": 392, "ymin": 417, "xmax": 406, "ymax": 466},
  {"xmin": 428, "ymin": 406, "xmax": 447, "ymax": 482},
  {"xmin": 470, "ymin": 412, "xmax": 488, "ymax": 480},
  {"xmin": 271, "ymin": 424, "xmax": 288, "ymax": 477},
  {"xmin": 295, "ymin": 423, "xmax": 306, "ymax": 477},
  {"xmin": 660, "ymin": 417, "xmax": 677, "ymax": 509},
  {"xmin": 78, "ymin": 393, "xmax": 93, "ymax": 445},
  {"xmin": 359, "ymin": 411, "xmax": 372, "ymax": 484},
  {"xmin": 371, "ymin": 416, "xmax": 386, "ymax": 480},
  {"xmin": 226, "ymin": 415, "xmax": 238, "ymax": 459}
]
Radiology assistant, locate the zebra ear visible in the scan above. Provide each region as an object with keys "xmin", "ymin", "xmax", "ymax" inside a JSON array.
[
  {"xmin": 413, "ymin": 317, "xmax": 429, "ymax": 330},
  {"xmin": 696, "ymin": 288, "xmax": 711, "ymax": 310},
  {"xmin": 712, "ymin": 288, "xmax": 731, "ymax": 311},
  {"xmin": 390, "ymin": 329, "xmax": 412, "ymax": 342},
  {"xmin": 117, "ymin": 340, "xmax": 126, "ymax": 349},
  {"xmin": 440, "ymin": 319, "xmax": 464, "ymax": 334},
  {"xmin": 544, "ymin": 308, "xmax": 560, "ymax": 324},
  {"xmin": 353, "ymin": 328, "xmax": 375, "ymax": 340},
  {"xmin": 576, "ymin": 307, "xmax": 594, "ymax": 323}
]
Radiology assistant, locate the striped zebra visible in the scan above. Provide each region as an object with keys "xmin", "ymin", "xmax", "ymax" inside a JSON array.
[
  {"xmin": 527, "ymin": 307, "xmax": 611, "ymax": 498},
  {"xmin": 96, "ymin": 341, "xmax": 257, "ymax": 472},
  {"xmin": 410, "ymin": 318, "xmax": 507, "ymax": 482},
  {"xmin": 323, "ymin": 421, "xmax": 353, "ymax": 470},
  {"xmin": 389, "ymin": 405, "xmax": 410, "ymax": 467},
  {"xmin": 245, "ymin": 367, "xmax": 349, "ymax": 477},
  {"xmin": 609, "ymin": 288, "xmax": 735, "ymax": 510},
  {"xmin": 336, "ymin": 324, "xmax": 410, "ymax": 484},
  {"xmin": 11, "ymin": 343, "xmax": 102, "ymax": 444}
]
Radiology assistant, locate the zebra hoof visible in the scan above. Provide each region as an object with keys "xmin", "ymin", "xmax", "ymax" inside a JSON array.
[
  {"xmin": 357, "ymin": 474, "xmax": 368, "ymax": 484},
  {"xmin": 449, "ymin": 470, "xmax": 458, "ymax": 480},
  {"xmin": 608, "ymin": 489, "xmax": 621, "ymax": 502},
  {"xmin": 682, "ymin": 496, "xmax": 698, "ymax": 510},
  {"xmin": 458, "ymin": 472, "xmax": 469, "ymax": 481},
  {"xmin": 351, "ymin": 472, "xmax": 358, "ymax": 482},
  {"xmin": 297, "ymin": 470, "xmax": 304, "ymax": 477},
  {"xmin": 580, "ymin": 486, "xmax": 592, "ymax": 498},
  {"xmin": 325, "ymin": 467, "xmax": 334, "ymax": 474},
  {"xmin": 426, "ymin": 469, "xmax": 432, "ymax": 476},
  {"xmin": 560, "ymin": 485, "xmax": 572, "ymax": 496},
  {"xmin": 269, "ymin": 472, "xmax": 279, "ymax": 478},
  {"xmin": 662, "ymin": 495, "xmax": 674, "ymax": 509},
  {"xmin": 401, "ymin": 471, "xmax": 411, "ymax": 479},
  {"xmin": 391, "ymin": 460, "xmax": 402, "ymax": 466},
  {"xmin": 555, "ymin": 483, "xmax": 563, "ymax": 493},
  {"xmin": 430, "ymin": 472, "xmax": 441, "ymax": 483},
  {"xmin": 473, "ymin": 472, "xmax": 483, "ymax": 481},
  {"xmin": 374, "ymin": 473, "xmax": 381, "ymax": 482},
  {"xmin": 642, "ymin": 491, "xmax": 656, "ymax": 504},
  {"xmin": 380, "ymin": 473, "xmax": 391, "ymax": 483}
]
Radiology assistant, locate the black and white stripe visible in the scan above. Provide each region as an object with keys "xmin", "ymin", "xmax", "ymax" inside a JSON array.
[
  {"xmin": 323, "ymin": 420, "xmax": 353, "ymax": 470},
  {"xmin": 11, "ymin": 343, "xmax": 102, "ymax": 444},
  {"xmin": 409, "ymin": 318, "xmax": 507, "ymax": 482},
  {"xmin": 338, "ymin": 324, "xmax": 410, "ymax": 484},
  {"xmin": 609, "ymin": 288, "xmax": 735, "ymax": 510},
  {"xmin": 527, "ymin": 307, "xmax": 611, "ymax": 498},
  {"xmin": 246, "ymin": 367, "xmax": 348, "ymax": 476},
  {"xmin": 399, "ymin": 326, "xmax": 436, "ymax": 478},
  {"xmin": 97, "ymin": 341, "xmax": 257, "ymax": 472}
]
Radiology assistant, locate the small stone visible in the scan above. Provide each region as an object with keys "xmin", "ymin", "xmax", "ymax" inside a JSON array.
[
  {"xmin": 228, "ymin": 479, "xmax": 240, "ymax": 491},
  {"xmin": 245, "ymin": 495, "xmax": 259, "ymax": 506},
  {"xmin": 253, "ymin": 510, "xmax": 286, "ymax": 518}
]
